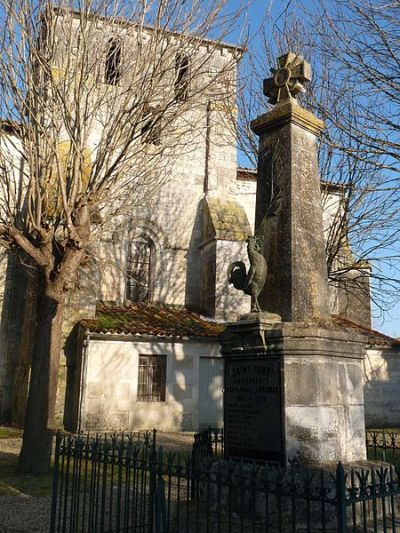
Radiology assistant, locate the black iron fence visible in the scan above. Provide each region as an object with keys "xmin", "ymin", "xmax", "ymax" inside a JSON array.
[
  {"xmin": 367, "ymin": 430, "xmax": 400, "ymax": 464},
  {"xmin": 50, "ymin": 431, "xmax": 157, "ymax": 533},
  {"xmin": 192, "ymin": 427, "xmax": 224, "ymax": 464},
  {"xmin": 193, "ymin": 428, "xmax": 400, "ymax": 465},
  {"xmin": 51, "ymin": 430, "xmax": 400, "ymax": 533}
]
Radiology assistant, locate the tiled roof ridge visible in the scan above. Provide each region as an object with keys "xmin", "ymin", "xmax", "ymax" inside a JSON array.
[
  {"xmin": 81, "ymin": 302, "xmax": 224, "ymax": 338},
  {"xmin": 332, "ymin": 314, "xmax": 400, "ymax": 346}
]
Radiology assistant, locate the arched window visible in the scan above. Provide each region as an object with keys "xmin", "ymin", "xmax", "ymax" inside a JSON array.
[
  {"xmin": 105, "ymin": 38, "xmax": 121, "ymax": 85},
  {"xmin": 126, "ymin": 236, "xmax": 154, "ymax": 302},
  {"xmin": 141, "ymin": 106, "xmax": 161, "ymax": 145},
  {"xmin": 175, "ymin": 53, "xmax": 190, "ymax": 101}
]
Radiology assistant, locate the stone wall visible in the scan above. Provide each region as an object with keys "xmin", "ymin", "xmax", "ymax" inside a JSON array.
[
  {"xmin": 0, "ymin": 251, "xmax": 13, "ymax": 423},
  {"xmin": 0, "ymin": 13, "xmax": 376, "ymax": 431},
  {"xmin": 74, "ymin": 336, "xmax": 400, "ymax": 433},
  {"xmin": 364, "ymin": 345, "xmax": 400, "ymax": 428},
  {"xmin": 74, "ymin": 335, "xmax": 222, "ymax": 432},
  {"xmin": 0, "ymin": 253, "xmax": 38, "ymax": 427}
]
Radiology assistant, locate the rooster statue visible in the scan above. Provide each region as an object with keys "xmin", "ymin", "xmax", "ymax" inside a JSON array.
[{"xmin": 227, "ymin": 236, "xmax": 267, "ymax": 313}]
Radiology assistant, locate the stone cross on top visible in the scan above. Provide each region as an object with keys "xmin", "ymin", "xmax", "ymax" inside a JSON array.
[{"xmin": 263, "ymin": 52, "xmax": 311, "ymax": 105}]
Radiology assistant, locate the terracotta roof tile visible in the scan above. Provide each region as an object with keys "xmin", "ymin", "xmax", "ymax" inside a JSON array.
[
  {"xmin": 332, "ymin": 315, "xmax": 400, "ymax": 347},
  {"xmin": 80, "ymin": 303, "xmax": 224, "ymax": 338}
]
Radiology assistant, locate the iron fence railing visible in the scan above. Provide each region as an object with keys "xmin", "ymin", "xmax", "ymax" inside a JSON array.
[
  {"xmin": 193, "ymin": 428, "xmax": 400, "ymax": 465},
  {"xmin": 50, "ymin": 431, "xmax": 157, "ymax": 533},
  {"xmin": 51, "ymin": 430, "xmax": 400, "ymax": 533},
  {"xmin": 366, "ymin": 430, "xmax": 400, "ymax": 463},
  {"xmin": 192, "ymin": 427, "xmax": 223, "ymax": 464}
]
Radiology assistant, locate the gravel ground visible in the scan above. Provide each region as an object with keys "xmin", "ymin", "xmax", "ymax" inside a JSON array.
[
  {"xmin": 0, "ymin": 437, "xmax": 52, "ymax": 532},
  {"xmin": 0, "ymin": 495, "xmax": 52, "ymax": 533},
  {"xmin": 0, "ymin": 431, "xmax": 195, "ymax": 532}
]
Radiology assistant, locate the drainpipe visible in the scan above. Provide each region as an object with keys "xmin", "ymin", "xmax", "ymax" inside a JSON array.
[{"xmin": 77, "ymin": 329, "xmax": 90, "ymax": 433}]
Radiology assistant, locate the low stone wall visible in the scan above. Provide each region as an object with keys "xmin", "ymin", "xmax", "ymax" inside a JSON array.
[{"xmin": 364, "ymin": 345, "xmax": 400, "ymax": 428}]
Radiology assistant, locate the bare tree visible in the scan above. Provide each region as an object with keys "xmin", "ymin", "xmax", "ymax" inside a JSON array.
[
  {"xmin": 0, "ymin": 0, "xmax": 245, "ymax": 474},
  {"xmin": 310, "ymin": 0, "xmax": 400, "ymax": 319},
  {"xmin": 234, "ymin": 3, "xmax": 400, "ymax": 320}
]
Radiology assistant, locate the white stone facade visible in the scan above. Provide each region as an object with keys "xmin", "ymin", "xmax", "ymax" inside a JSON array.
[
  {"xmin": 75, "ymin": 335, "xmax": 222, "ymax": 432},
  {"xmin": 363, "ymin": 345, "xmax": 400, "ymax": 428},
  {"xmin": 0, "ymin": 12, "xmax": 382, "ymax": 435}
]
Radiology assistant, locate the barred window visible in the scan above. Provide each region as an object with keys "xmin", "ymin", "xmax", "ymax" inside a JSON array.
[
  {"xmin": 137, "ymin": 355, "xmax": 166, "ymax": 402},
  {"xmin": 126, "ymin": 237, "xmax": 153, "ymax": 302},
  {"xmin": 105, "ymin": 38, "xmax": 121, "ymax": 85},
  {"xmin": 175, "ymin": 54, "xmax": 190, "ymax": 101}
]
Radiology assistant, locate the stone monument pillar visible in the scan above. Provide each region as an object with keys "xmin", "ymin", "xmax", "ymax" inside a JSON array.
[
  {"xmin": 252, "ymin": 62, "xmax": 330, "ymax": 321},
  {"xmin": 222, "ymin": 52, "xmax": 367, "ymax": 466}
]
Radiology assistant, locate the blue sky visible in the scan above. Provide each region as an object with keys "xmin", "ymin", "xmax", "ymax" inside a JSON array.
[{"xmin": 226, "ymin": 0, "xmax": 400, "ymax": 337}]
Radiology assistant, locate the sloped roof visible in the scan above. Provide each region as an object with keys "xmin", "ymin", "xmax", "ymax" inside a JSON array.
[
  {"xmin": 80, "ymin": 305, "xmax": 398, "ymax": 347},
  {"xmin": 236, "ymin": 167, "xmax": 348, "ymax": 195},
  {"xmin": 202, "ymin": 196, "xmax": 251, "ymax": 242},
  {"xmin": 80, "ymin": 304, "xmax": 224, "ymax": 339},
  {"xmin": 332, "ymin": 315, "xmax": 400, "ymax": 347}
]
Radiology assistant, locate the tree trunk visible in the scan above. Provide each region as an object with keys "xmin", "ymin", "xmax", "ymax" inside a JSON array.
[{"xmin": 17, "ymin": 286, "xmax": 65, "ymax": 475}]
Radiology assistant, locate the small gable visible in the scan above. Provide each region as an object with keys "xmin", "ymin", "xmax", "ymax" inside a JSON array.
[{"xmin": 201, "ymin": 196, "xmax": 251, "ymax": 244}]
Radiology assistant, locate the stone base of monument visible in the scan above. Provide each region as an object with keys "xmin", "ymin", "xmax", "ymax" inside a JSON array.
[{"xmin": 220, "ymin": 318, "xmax": 367, "ymax": 465}]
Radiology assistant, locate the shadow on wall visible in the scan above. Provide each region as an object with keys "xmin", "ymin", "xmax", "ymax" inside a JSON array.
[
  {"xmin": 72, "ymin": 339, "xmax": 221, "ymax": 432},
  {"xmin": 185, "ymin": 200, "xmax": 204, "ymax": 314},
  {"xmin": 363, "ymin": 346, "xmax": 400, "ymax": 428},
  {"xmin": 185, "ymin": 198, "xmax": 251, "ymax": 320},
  {"xmin": 0, "ymin": 252, "xmax": 38, "ymax": 427},
  {"xmin": 94, "ymin": 208, "xmax": 190, "ymax": 308},
  {"xmin": 330, "ymin": 271, "xmax": 372, "ymax": 329}
]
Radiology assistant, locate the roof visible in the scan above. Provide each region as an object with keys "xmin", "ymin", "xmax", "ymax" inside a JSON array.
[
  {"xmin": 80, "ymin": 304, "xmax": 224, "ymax": 339},
  {"xmin": 51, "ymin": 7, "xmax": 244, "ymax": 53},
  {"xmin": 332, "ymin": 315, "xmax": 400, "ymax": 347},
  {"xmin": 80, "ymin": 304, "xmax": 398, "ymax": 347},
  {"xmin": 236, "ymin": 168, "xmax": 348, "ymax": 195},
  {"xmin": 202, "ymin": 196, "xmax": 251, "ymax": 242},
  {"xmin": 237, "ymin": 167, "xmax": 257, "ymax": 181}
]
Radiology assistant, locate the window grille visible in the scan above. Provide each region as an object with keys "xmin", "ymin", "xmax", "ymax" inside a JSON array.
[
  {"xmin": 105, "ymin": 38, "xmax": 121, "ymax": 85},
  {"xmin": 175, "ymin": 54, "xmax": 190, "ymax": 101},
  {"xmin": 137, "ymin": 355, "xmax": 166, "ymax": 402},
  {"xmin": 126, "ymin": 237, "xmax": 153, "ymax": 302}
]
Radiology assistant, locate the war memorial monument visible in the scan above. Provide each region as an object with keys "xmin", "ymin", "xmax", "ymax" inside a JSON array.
[{"xmin": 222, "ymin": 52, "xmax": 367, "ymax": 466}]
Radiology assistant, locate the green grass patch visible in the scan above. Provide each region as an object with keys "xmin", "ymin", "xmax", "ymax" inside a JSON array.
[
  {"xmin": 0, "ymin": 449, "xmax": 53, "ymax": 497},
  {"xmin": 0, "ymin": 426, "xmax": 22, "ymax": 439}
]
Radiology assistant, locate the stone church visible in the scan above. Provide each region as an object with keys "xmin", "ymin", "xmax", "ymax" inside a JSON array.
[{"xmin": 0, "ymin": 9, "xmax": 392, "ymax": 434}]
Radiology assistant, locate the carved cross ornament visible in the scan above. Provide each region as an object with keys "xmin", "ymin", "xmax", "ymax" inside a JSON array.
[{"xmin": 263, "ymin": 52, "xmax": 311, "ymax": 105}]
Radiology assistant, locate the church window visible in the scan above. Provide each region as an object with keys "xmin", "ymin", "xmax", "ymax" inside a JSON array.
[
  {"xmin": 137, "ymin": 355, "xmax": 166, "ymax": 402},
  {"xmin": 126, "ymin": 237, "xmax": 154, "ymax": 302},
  {"xmin": 105, "ymin": 38, "xmax": 121, "ymax": 85},
  {"xmin": 175, "ymin": 54, "xmax": 190, "ymax": 101},
  {"xmin": 141, "ymin": 107, "xmax": 161, "ymax": 145}
]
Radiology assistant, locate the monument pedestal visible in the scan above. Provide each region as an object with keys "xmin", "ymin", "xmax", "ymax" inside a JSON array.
[{"xmin": 220, "ymin": 318, "xmax": 367, "ymax": 465}]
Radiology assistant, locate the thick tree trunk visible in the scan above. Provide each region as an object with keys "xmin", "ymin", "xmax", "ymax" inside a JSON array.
[{"xmin": 17, "ymin": 286, "xmax": 65, "ymax": 475}]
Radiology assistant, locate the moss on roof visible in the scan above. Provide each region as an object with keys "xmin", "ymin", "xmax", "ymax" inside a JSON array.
[
  {"xmin": 80, "ymin": 303, "xmax": 224, "ymax": 338},
  {"xmin": 202, "ymin": 197, "xmax": 251, "ymax": 242}
]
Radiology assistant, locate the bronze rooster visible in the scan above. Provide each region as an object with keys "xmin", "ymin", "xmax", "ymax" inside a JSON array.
[{"xmin": 227, "ymin": 236, "xmax": 267, "ymax": 313}]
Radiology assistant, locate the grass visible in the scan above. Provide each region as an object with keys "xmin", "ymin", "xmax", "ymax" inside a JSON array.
[
  {"xmin": 0, "ymin": 452, "xmax": 53, "ymax": 497},
  {"xmin": 0, "ymin": 426, "xmax": 22, "ymax": 439},
  {"xmin": 0, "ymin": 425, "xmax": 397, "ymax": 499},
  {"xmin": 0, "ymin": 426, "xmax": 53, "ymax": 497}
]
